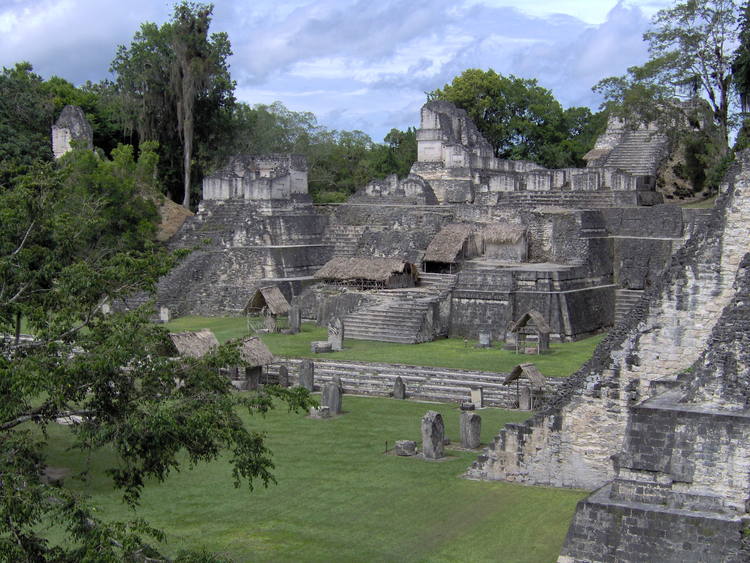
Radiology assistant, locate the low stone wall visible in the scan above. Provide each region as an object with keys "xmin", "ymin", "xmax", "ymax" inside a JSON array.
[{"xmin": 265, "ymin": 358, "xmax": 564, "ymax": 409}]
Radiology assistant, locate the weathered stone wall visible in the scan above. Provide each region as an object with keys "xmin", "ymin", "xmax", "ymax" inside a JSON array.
[
  {"xmin": 203, "ymin": 154, "xmax": 308, "ymax": 201},
  {"xmin": 266, "ymin": 358, "xmax": 565, "ymax": 408},
  {"xmin": 466, "ymin": 151, "xmax": 750, "ymax": 490},
  {"xmin": 558, "ymin": 250, "xmax": 750, "ymax": 562},
  {"xmin": 558, "ymin": 485, "xmax": 748, "ymax": 563},
  {"xmin": 349, "ymin": 174, "xmax": 438, "ymax": 205},
  {"xmin": 52, "ymin": 105, "xmax": 93, "ymax": 159}
]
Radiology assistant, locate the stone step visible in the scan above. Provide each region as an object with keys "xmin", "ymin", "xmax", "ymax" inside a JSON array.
[{"xmin": 614, "ymin": 289, "xmax": 645, "ymax": 324}]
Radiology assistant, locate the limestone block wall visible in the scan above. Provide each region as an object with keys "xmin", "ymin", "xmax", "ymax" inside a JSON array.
[
  {"xmin": 266, "ymin": 358, "xmax": 565, "ymax": 409},
  {"xmin": 466, "ymin": 152, "xmax": 750, "ymax": 490},
  {"xmin": 558, "ymin": 484, "xmax": 749, "ymax": 563}
]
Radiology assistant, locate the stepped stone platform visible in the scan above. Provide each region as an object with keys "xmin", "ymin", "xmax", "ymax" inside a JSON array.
[
  {"xmin": 465, "ymin": 151, "xmax": 750, "ymax": 561},
  {"xmin": 614, "ymin": 289, "xmax": 643, "ymax": 325},
  {"xmin": 266, "ymin": 359, "xmax": 564, "ymax": 408}
]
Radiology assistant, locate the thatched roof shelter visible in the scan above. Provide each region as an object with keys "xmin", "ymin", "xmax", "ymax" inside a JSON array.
[
  {"xmin": 237, "ymin": 336, "xmax": 274, "ymax": 367},
  {"xmin": 510, "ymin": 310, "xmax": 551, "ymax": 335},
  {"xmin": 314, "ymin": 257, "xmax": 416, "ymax": 284},
  {"xmin": 168, "ymin": 329, "xmax": 219, "ymax": 358},
  {"xmin": 504, "ymin": 363, "xmax": 546, "ymax": 391},
  {"xmin": 424, "ymin": 224, "xmax": 475, "ymax": 263},
  {"xmin": 481, "ymin": 223, "xmax": 526, "ymax": 244},
  {"xmin": 246, "ymin": 286, "xmax": 290, "ymax": 316}
]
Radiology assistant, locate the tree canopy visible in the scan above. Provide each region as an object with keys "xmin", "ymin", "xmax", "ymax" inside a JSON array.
[
  {"xmin": 428, "ymin": 69, "xmax": 603, "ymax": 169},
  {"xmin": 0, "ymin": 144, "xmax": 312, "ymax": 560},
  {"xmin": 595, "ymin": 0, "xmax": 739, "ymax": 148},
  {"xmin": 110, "ymin": 1, "xmax": 235, "ymax": 208}
]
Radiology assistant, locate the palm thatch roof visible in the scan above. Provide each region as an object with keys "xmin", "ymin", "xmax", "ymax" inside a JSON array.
[
  {"xmin": 424, "ymin": 223, "xmax": 474, "ymax": 263},
  {"xmin": 246, "ymin": 286, "xmax": 290, "ymax": 315},
  {"xmin": 314, "ymin": 257, "xmax": 415, "ymax": 282},
  {"xmin": 503, "ymin": 363, "xmax": 546, "ymax": 390},
  {"xmin": 237, "ymin": 336, "xmax": 275, "ymax": 367},
  {"xmin": 481, "ymin": 223, "xmax": 526, "ymax": 244},
  {"xmin": 510, "ymin": 310, "xmax": 551, "ymax": 334},
  {"xmin": 168, "ymin": 329, "xmax": 219, "ymax": 358}
]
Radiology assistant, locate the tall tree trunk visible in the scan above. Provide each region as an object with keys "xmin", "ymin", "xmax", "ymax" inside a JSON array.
[{"xmin": 180, "ymin": 69, "xmax": 195, "ymax": 209}]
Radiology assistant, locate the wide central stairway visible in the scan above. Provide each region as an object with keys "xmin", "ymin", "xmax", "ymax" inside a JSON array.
[{"xmin": 343, "ymin": 273, "xmax": 457, "ymax": 344}]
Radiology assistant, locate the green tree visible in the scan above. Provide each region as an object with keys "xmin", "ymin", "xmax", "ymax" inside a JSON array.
[
  {"xmin": 595, "ymin": 0, "xmax": 739, "ymax": 148},
  {"xmin": 429, "ymin": 69, "xmax": 600, "ymax": 168},
  {"xmin": 0, "ymin": 63, "xmax": 55, "ymax": 185},
  {"xmin": 0, "ymin": 145, "xmax": 312, "ymax": 560},
  {"xmin": 111, "ymin": 2, "xmax": 235, "ymax": 208}
]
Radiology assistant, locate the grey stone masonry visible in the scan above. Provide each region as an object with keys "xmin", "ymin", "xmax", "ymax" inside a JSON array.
[
  {"xmin": 460, "ymin": 412, "xmax": 481, "ymax": 449},
  {"xmin": 299, "ymin": 359, "xmax": 314, "ymax": 391},
  {"xmin": 421, "ymin": 411, "xmax": 445, "ymax": 459},
  {"xmin": 467, "ymin": 149, "xmax": 750, "ymax": 490}
]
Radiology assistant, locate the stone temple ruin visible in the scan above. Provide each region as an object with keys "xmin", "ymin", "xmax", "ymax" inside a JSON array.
[
  {"xmin": 52, "ymin": 105, "xmax": 93, "ymax": 159},
  {"xmin": 154, "ymin": 100, "xmax": 702, "ymax": 351},
  {"xmin": 145, "ymin": 99, "xmax": 750, "ymax": 560}
]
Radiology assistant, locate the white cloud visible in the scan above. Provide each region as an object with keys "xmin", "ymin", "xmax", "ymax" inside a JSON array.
[{"xmin": 0, "ymin": 0, "xmax": 674, "ymax": 140}]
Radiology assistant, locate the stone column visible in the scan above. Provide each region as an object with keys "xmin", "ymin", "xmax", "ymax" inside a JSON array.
[
  {"xmin": 288, "ymin": 306, "xmax": 301, "ymax": 334},
  {"xmin": 393, "ymin": 376, "xmax": 406, "ymax": 399},
  {"xmin": 299, "ymin": 359, "xmax": 314, "ymax": 391},
  {"xmin": 519, "ymin": 385, "xmax": 531, "ymax": 410},
  {"xmin": 328, "ymin": 317, "xmax": 344, "ymax": 351},
  {"xmin": 421, "ymin": 411, "xmax": 445, "ymax": 459},
  {"xmin": 322, "ymin": 382, "xmax": 342, "ymax": 415},
  {"xmin": 278, "ymin": 365, "xmax": 289, "ymax": 387},
  {"xmin": 460, "ymin": 412, "xmax": 481, "ymax": 449}
]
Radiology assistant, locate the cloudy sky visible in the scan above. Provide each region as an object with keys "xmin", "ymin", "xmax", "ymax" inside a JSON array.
[{"xmin": 1, "ymin": 0, "xmax": 672, "ymax": 141}]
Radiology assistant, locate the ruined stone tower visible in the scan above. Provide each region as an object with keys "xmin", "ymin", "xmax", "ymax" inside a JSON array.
[{"xmin": 51, "ymin": 105, "xmax": 93, "ymax": 159}]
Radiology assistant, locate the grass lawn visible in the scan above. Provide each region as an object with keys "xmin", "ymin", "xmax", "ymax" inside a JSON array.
[
  {"xmin": 42, "ymin": 396, "xmax": 585, "ymax": 562},
  {"xmin": 165, "ymin": 316, "xmax": 605, "ymax": 378}
]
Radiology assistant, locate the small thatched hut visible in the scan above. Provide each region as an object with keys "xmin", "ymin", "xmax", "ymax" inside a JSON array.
[
  {"xmin": 313, "ymin": 257, "xmax": 417, "ymax": 290},
  {"xmin": 233, "ymin": 336, "xmax": 275, "ymax": 390},
  {"xmin": 509, "ymin": 310, "xmax": 551, "ymax": 354},
  {"xmin": 481, "ymin": 223, "xmax": 527, "ymax": 262},
  {"xmin": 503, "ymin": 362, "xmax": 545, "ymax": 409},
  {"xmin": 423, "ymin": 223, "xmax": 480, "ymax": 273},
  {"xmin": 168, "ymin": 329, "xmax": 219, "ymax": 358},
  {"xmin": 245, "ymin": 286, "xmax": 290, "ymax": 317}
]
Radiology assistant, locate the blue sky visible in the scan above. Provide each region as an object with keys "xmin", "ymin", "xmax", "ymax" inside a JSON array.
[{"xmin": 0, "ymin": 0, "xmax": 672, "ymax": 141}]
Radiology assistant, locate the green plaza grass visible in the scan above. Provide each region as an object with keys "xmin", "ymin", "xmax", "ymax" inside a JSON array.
[
  {"xmin": 43, "ymin": 396, "xmax": 585, "ymax": 561},
  {"xmin": 166, "ymin": 316, "xmax": 605, "ymax": 378}
]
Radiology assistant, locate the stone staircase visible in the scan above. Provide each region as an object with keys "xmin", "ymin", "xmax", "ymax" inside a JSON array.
[
  {"xmin": 322, "ymin": 224, "xmax": 365, "ymax": 257},
  {"xmin": 490, "ymin": 190, "xmax": 629, "ymax": 209},
  {"xmin": 417, "ymin": 272, "xmax": 457, "ymax": 295},
  {"xmin": 614, "ymin": 288, "xmax": 644, "ymax": 325},
  {"xmin": 343, "ymin": 296, "xmax": 436, "ymax": 343},
  {"xmin": 265, "ymin": 359, "xmax": 564, "ymax": 408},
  {"xmin": 604, "ymin": 129, "xmax": 669, "ymax": 176}
]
